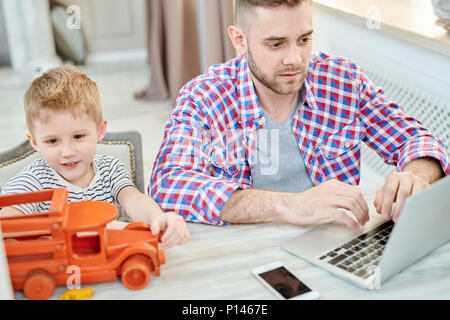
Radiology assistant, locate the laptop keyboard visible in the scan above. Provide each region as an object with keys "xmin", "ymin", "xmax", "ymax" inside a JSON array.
[{"xmin": 318, "ymin": 220, "xmax": 394, "ymax": 279}]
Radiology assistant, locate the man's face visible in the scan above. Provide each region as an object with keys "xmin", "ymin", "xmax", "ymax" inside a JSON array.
[
  {"xmin": 243, "ymin": 2, "xmax": 313, "ymax": 95},
  {"xmin": 28, "ymin": 110, "xmax": 106, "ymax": 188}
]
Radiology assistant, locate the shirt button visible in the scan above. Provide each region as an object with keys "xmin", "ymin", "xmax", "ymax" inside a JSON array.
[
  {"xmin": 345, "ymin": 142, "xmax": 351, "ymax": 148},
  {"xmin": 258, "ymin": 119, "xmax": 264, "ymax": 126}
]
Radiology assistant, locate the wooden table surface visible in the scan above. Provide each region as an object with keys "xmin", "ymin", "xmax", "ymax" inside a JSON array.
[{"xmin": 13, "ymin": 183, "xmax": 450, "ymax": 300}]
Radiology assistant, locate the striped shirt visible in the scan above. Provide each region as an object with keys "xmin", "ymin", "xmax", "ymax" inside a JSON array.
[
  {"xmin": 1, "ymin": 155, "xmax": 135, "ymax": 214},
  {"xmin": 149, "ymin": 51, "xmax": 450, "ymax": 226}
]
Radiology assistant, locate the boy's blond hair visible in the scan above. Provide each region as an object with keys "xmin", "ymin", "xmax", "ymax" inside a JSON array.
[{"xmin": 24, "ymin": 65, "xmax": 103, "ymax": 133}]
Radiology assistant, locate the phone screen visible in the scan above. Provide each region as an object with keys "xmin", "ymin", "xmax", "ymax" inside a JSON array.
[{"xmin": 259, "ymin": 266, "xmax": 312, "ymax": 299}]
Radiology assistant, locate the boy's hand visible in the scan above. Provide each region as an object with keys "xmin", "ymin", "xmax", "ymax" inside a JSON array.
[
  {"xmin": 117, "ymin": 186, "xmax": 190, "ymax": 248},
  {"xmin": 150, "ymin": 212, "xmax": 190, "ymax": 249}
]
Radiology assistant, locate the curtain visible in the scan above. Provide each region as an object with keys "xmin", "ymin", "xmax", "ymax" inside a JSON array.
[{"xmin": 134, "ymin": 0, "xmax": 236, "ymax": 104}]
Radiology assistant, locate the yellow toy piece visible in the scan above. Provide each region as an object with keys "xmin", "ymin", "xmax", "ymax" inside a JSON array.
[{"xmin": 59, "ymin": 287, "xmax": 94, "ymax": 300}]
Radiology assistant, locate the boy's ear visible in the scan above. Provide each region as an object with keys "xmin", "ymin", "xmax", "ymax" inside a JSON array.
[
  {"xmin": 27, "ymin": 133, "xmax": 39, "ymax": 152},
  {"xmin": 97, "ymin": 119, "xmax": 107, "ymax": 142},
  {"xmin": 228, "ymin": 25, "xmax": 247, "ymax": 57}
]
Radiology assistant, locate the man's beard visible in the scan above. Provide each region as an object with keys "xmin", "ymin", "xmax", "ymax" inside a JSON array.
[{"xmin": 247, "ymin": 45, "xmax": 307, "ymax": 95}]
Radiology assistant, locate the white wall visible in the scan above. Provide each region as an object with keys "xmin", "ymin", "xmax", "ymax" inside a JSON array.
[
  {"xmin": 0, "ymin": 5, "xmax": 11, "ymax": 66},
  {"xmin": 57, "ymin": 0, "xmax": 147, "ymax": 64},
  {"xmin": 311, "ymin": 8, "xmax": 450, "ymax": 103},
  {"xmin": 311, "ymin": 7, "xmax": 450, "ymax": 185}
]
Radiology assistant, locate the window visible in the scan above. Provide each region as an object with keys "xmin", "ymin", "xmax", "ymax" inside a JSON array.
[{"xmin": 71, "ymin": 231, "xmax": 101, "ymax": 255}]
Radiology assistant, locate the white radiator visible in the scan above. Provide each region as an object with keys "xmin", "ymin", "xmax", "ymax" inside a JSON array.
[{"xmin": 360, "ymin": 67, "xmax": 450, "ymax": 184}]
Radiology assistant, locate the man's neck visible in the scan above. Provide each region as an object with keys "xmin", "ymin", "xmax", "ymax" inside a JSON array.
[{"xmin": 251, "ymin": 76, "xmax": 299, "ymax": 124}]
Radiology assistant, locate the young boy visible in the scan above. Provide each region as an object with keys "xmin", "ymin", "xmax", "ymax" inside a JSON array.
[{"xmin": 0, "ymin": 65, "xmax": 189, "ymax": 249}]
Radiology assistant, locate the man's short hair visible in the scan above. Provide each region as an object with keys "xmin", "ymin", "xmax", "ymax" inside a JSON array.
[
  {"xmin": 235, "ymin": 0, "xmax": 311, "ymax": 31},
  {"xmin": 24, "ymin": 65, "xmax": 103, "ymax": 133}
]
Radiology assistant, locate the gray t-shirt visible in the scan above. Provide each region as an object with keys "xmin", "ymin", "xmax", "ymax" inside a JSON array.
[{"xmin": 252, "ymin": 88, "xmax": 314, "ymax": 193}]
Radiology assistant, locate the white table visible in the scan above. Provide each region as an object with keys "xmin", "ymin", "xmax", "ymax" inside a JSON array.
[{"xmin": 14, "ymin": 184, "xmax": 450, "ymax": 300}]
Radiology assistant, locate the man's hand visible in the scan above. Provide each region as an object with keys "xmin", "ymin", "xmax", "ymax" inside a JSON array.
[
  {"xmin": 289, "ymin": 179, "xmax": 370, "ymax": 230},
  {"xmin": 222, "ymin": 179, "xmax": 369, "ymax": 229},
  {"xmin": 374, "ymin": 158, "xmax": 444, "ymax": 222},
  {"xmin": 374, "ymin": 172, "xmax": 429, "ymax": 222},
  {"xmin": 149, "ymin": 212, "xmax": 190, "ymax": 249}
]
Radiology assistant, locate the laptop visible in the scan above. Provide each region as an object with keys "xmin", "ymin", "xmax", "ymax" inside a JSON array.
[
  {"xmin": 282, "ymin": 174, "xmax": 450, "ymax": 290},
  {"xmin": 0, "ymin": 224, "xmax": 13, "ymax": 299}
]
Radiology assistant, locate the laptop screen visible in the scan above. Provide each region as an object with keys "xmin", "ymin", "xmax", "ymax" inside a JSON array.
[{"xmin": 0, "ymin": 224, "xmax": 13, "ymax": 300}]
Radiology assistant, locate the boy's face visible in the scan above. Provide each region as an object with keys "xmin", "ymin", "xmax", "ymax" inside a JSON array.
[{"xmin": 28, "ymin": 110, "xmax": 106, "ymax": 188}]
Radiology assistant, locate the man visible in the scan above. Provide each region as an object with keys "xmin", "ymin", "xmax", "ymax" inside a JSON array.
[{"xmin": 149, "ymin": 0, "xmax": 449, "ymax": 229}]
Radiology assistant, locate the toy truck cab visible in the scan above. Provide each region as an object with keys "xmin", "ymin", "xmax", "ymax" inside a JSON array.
[
  {"xmin": 0, "ymin": 188, "xmax": 165, "ymax": 300},
  {"xmin": 65, "ymin": 201, "xmax": 115, "ymax": 268}
]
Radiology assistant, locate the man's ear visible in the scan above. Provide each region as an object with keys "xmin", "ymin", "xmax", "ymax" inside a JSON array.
[
  {"xmin": 228, "ymin": 25, "xmax": 247, "ymax": 56},
  {"xmin": 27, "ymin": 133, "xmax": 39, "ymax": 152},
  {"xmin": 97, "ymin": 119, "xmax": 107, "ymax": 142}
]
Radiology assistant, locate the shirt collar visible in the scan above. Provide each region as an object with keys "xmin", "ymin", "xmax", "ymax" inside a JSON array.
[
  {"xmin": 303, "ymin": 73, "xmax": 319, "ymax": 110},
  {"xmin": 237, "ymin": 55, "xmax": 264, "ymax": 124},
  {"xmin": 237, "ymin": 55, "xmax": 318, "ymax": 124}
]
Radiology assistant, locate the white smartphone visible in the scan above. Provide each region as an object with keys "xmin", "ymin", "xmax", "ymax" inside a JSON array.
[{"xmin": 252, "ymin": 261, "xmax": 320, "ymax": 300}]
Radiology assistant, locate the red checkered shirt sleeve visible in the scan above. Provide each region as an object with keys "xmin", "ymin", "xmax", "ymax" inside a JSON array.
[
  {"xmin": 149, "ymin": 91, "xmax": 250, "ymax": 226},
  {"xmin": 357, "ymin": 64, "xmax": 450, "ymax": 175}
]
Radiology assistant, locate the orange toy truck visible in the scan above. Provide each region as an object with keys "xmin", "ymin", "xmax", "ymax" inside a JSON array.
[{"xmin": 0, "ymin": 188, "xmax": 165, "ymax": 300}]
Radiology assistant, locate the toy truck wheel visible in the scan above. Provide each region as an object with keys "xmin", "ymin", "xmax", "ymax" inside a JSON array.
[
  {"xmin": 121, "ymin": 255, "xmax": 152, "ymax": 290},
  {"xmin": 158, "ymin": 249, "xmax": 166, "ymax": 265},
  {"xmin": 124, "ymin": 222, "xmax": 150, "ymax": 231},
  {"xmin": 23, "ymin": 269, "xmax": 55, "ymax": 300}
]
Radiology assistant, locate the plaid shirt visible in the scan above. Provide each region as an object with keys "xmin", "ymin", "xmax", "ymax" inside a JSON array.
[{"xmin": 149, "ymin": 52, "xmax": 449, "ymax": 226}]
